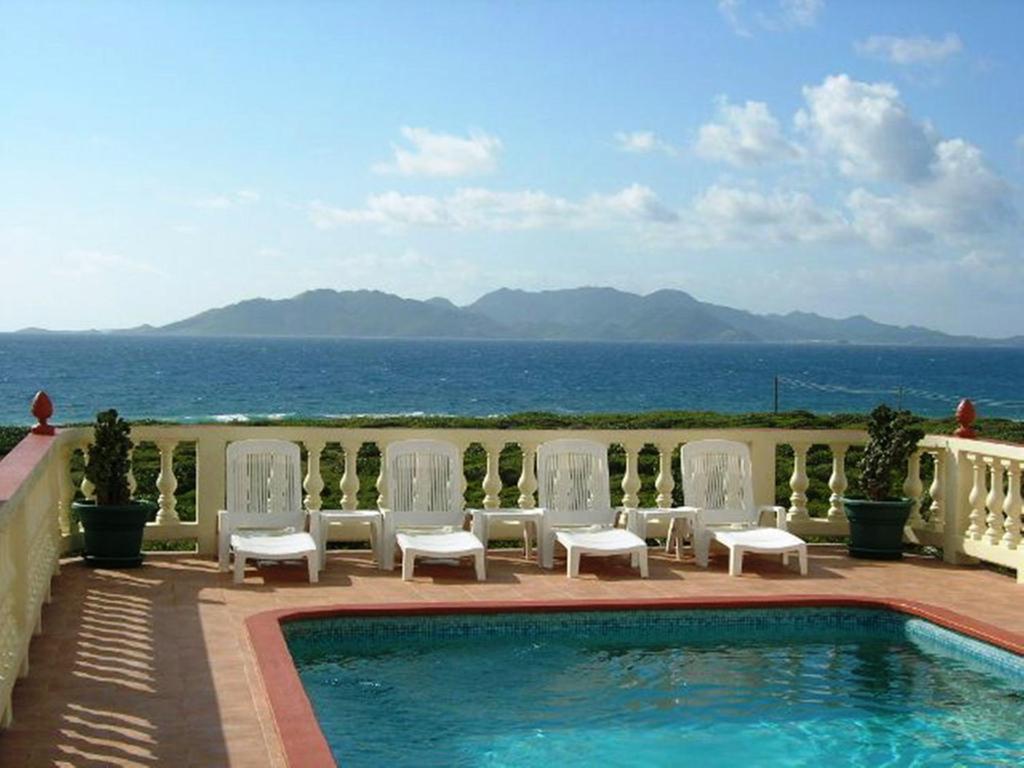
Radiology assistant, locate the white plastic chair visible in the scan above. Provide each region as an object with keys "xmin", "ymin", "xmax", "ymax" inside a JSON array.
[
  {"xmin": 537, "ymin": 439, "xmax": 648, "ymax": 578},
  {"xmin": 218, "ymin": 440, "xmax": 320, "ymax": 584},
  {"xmin": 679, "ymin": 439, "xmax": 807, "ymax": 577},
  {"xmin": 382, "ymin": 439, "xmax": 485, "ymax": 581}
]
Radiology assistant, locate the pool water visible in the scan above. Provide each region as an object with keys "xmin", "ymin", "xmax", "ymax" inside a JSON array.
[{"xmin": 285, "ymin": 608, "xmax": 1024, "ymax": 767}]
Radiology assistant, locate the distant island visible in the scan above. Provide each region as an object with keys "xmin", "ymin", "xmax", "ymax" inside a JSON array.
[{"xmin": 16, "ymin": 287, "xmax": 1024, "ymax": 346}]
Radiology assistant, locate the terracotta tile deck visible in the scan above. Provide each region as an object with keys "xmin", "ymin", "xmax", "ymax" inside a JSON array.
[{"xmin": 2, "ymin": 546, "xmax": 1022, "ymax": 767}]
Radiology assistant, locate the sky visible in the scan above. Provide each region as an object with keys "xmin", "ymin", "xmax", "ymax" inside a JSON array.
[{"xmin": 1, "ymin": 0, "xmax": 1022, "ymax": 336}]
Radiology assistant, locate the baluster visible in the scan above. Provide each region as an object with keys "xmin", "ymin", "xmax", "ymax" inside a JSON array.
[
  {"xmin": 903, "ymin": 451, "xmax": 924, "ymax": 527},
  {"xmin": 655, "ymin": 442, "xmax": 675, "ymax": 509},
  {"xmin": 966, "ymin": 454, "xmax": 986, "ymax": 540},
  {"xmin": 1002, "ymin": 461, "xmax": 1021, "ymax": 549},
  {"xmin": 340, "ymin": 441, "xmax": 361, "ymax": 511},
  {"xmin": 787, "ymin": 443, "xmax": 810, "ymax": 523},
  {"xmin": 303, "ymin": 440, "xmax": 325, "ymax": 512},
  {"xmin": 482, "ymin": 441, "xmax": 504, "ymax": 509},
  {"xmin": 517, "ymin": 440, "xmax": 538, "ymax": 509},
  {"xmin": 375, "ymin": 441, "xmax": 388, "ymax": 510},
  {"xmin": 984, "ymin": 459, "xmax": 1006, "ymax": 545},
  {"xmin": 827, "ymin": 444, "xmax": 848, "ymax": 522},
  {"xmin": 621, "ymin": 442, "xmax": 642, "ymax": 509},
  {"xmin": 80, "ymin": 441, "xmax": 95, "ymax": 501},
  {"xmin": 155, "ymin": 440, "xmax": 180, "ymax": 524},
  {"xmin": 927, "ymin": 450, "xmax": 945, "ymax": 532}
]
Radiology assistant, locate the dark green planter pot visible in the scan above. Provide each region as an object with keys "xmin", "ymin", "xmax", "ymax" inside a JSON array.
[
  {"xmin": 74, "ymin": 500, "xmax": 155, "ymax": 567},
  {"xmin": 843, "ymin": 498, "xmax": 913, "ymax": 560}
]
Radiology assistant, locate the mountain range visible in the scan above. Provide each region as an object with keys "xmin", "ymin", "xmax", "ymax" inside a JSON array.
[{"xmin": 18, "ymin": 287, "xmax": 1024, "ymax": 346}]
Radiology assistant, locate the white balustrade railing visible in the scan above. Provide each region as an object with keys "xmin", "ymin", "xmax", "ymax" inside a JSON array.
[
  {"xmin": 43, "ymin": 424, "xmax": 867, "ymax": 549},
  {"xmin": 917, "ymin": 435, "xmax": 1024, "ymax": 582},
  {"xmin": 2, "ymin": 422, "xmax": 1023, "ymax": 728},
  {"xmin": 0, "ymin": 431, "xmax": 66, "ymax": 728}
]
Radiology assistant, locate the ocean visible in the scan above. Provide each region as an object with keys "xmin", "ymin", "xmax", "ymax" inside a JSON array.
[{"xmin": 1, "ymin": 334, "xmax": 1022, "ymax": 424}]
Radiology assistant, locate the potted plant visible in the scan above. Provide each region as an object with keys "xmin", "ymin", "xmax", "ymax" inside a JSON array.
[
  {"xmin": 843, "ymin": 404, "xmax": 925, "ymax": 560},
  {"xmin": 72, "ymin": 409, "xmax": 155, "ymax": 566}
]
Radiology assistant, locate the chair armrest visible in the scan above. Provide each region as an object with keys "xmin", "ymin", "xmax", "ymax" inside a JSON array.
[{"xmin": 758, "ymin": 505, "xmax": 788, "ymax": 530}]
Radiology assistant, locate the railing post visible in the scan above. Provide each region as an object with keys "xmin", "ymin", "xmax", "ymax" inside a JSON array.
[
  {"xmin": 827, "ymin": 444, "xmax": 848, "ymax": 523},
  {"xmin": 621, "ymin": 442, "xmax": 642, "ymax": 509},
  {"xmin": 155, "ymin": 440, "xmax": 180, "ymax": 525},
  {"xmin": 517, "ymin": 440, "xmax": 538, "ymax": 510},
  {"xmin": 303, "ymin": 441, "xmax": 325, "ymax": 512},
  {"xmin": 195, "ymin": 436, "xmax": 226, "ymax": 556},
  {"xmin": 904, "ymin": 450, "xmax": 924, "ymax": 527},
  {"xmin": 749, "ymin": 438, "xmax": 776, "ymax": 509},
  {"xmin": 655, "ymin": 442, "xmax": 675, "ymax": 508},
  {"xmin": 56, "ymin": 444, "xmax": 74, "ymax": 538},
  {"xmin": 942, "ymin": 447, "xmax": 974, "ymax": 565},
  {"xmin": 482, "ymin": 441, "xmax": 504, "ymax": 509},
  {"xmin": 787, "ymin": 443, "xmax": 810, "ymax": 523},
  {"xmin": 340, "ymin": 440, "xmax": 361, "ymax": 511}
]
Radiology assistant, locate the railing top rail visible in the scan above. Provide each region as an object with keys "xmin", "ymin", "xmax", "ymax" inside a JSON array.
[
  {"xmin": 0, "ymin": 431, "xmax": 61, "ymax": 523},
  {"xmin": 123, "ymin": 423, "xmax": 869, "ymax": 445},
  {"xmin": 921, "ymin": 434, "xmax": 1024, "ymax": 460}
]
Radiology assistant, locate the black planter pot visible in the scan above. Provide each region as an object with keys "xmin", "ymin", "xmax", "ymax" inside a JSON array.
[
  {"xmin": 843, "ymin": 497, "xmax": 913, "ymax": 560},
  {"xmin": 74, "ymin": 500, "xmax": 155, "ymax": 567}
]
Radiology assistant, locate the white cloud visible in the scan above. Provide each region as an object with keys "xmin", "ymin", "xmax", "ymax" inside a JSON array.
[
  {"xmin": 796, "ymin": 74, "xmax": 935, "ymax": 183},
  {"xmin": 52, "ymin": 249, "xmax": 166, "ymax": 280},
  {"xmin": 855, "ymin": 33, "xmax": 963, "ymax": 65},
  {"xmin": 373, "ymin": 127, "xmax": 502, "ymax": 177},
  {"xmin": 695, "ymin": 97, "xmax": 801, "ymax": 167},
  {"xmin": 683, "ymin": 185, "xmax": 850, "ymax": 247},
  {"xmin": 309, "ymin": 183, "xmax": 676, "ymax": 231},
  {"xmin": 781, "ymin": 0, "xmax": 823, "ymax": 27},
  {"xmin": 614, "ymin": 130, "xmax": 677, "ymax": 155},
  {"xmin": 194, "ymin": 190, "xmax": 261, "ymax": 209},
  {"xmin": 720, "ymin": 0, "xmax": 822, "ymax": 36},
  {"xmin": 846, "ymin": 138, "xmax": 1015, "ymax": 248},
  {"xmin": 717, "ymin": 0, "xmax": 751, "ymax": 37}
]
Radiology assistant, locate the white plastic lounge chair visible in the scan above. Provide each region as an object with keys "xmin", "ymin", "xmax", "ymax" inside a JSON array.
[
  {"xmin": 382, "ymin": 439, "xmax": 485, "ymax": 581},
  {"xmin": 537, "ymin": 439, "xmax": 648, "ymax": 578},
  {"xmin": 679, "ymin": 439, "xmax": 807, "ymax": 577},
  {"xmin": 218, "ymin": 440, "xmax": 320, "ymax": 584}
]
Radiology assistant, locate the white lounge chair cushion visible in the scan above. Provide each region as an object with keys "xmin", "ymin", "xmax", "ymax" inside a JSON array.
[
  {"xmin": 395, "ymin": 530, "xmax": 484, "ymax": 557},
  {"xmin": 554, "ymin": 527, "xmax": 647, "ymax": 555},
  {"xmin": 230, "ymin": 531, "xmax": 317, "ymax": 560},
  {"xmin": 712, "ymin": 527, "xmax": 805, "ymax": 553}
]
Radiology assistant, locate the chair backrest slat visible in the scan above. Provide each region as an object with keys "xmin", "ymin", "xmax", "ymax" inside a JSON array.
[
  {"xmin": 385, "ymin": 439, "xmax": 464, "ymax": 528},
  {"xmin": 680, "ymin": 439, "xmax": 757, "ymax": 526},
  {"xmin": 537, "ymin": 439, "xmax": 615, "ymax": 527},
  {"xmin": 226, "ymin": 439, "xmax": 305, "ymax": 530}
]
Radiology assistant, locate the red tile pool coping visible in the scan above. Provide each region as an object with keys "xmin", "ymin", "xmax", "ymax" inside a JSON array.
[{"xmin": 246, "ymin": 594, "xmax": 1024, "ymax": 768}]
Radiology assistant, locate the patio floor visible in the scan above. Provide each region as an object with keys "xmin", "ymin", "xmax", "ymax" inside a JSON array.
[{"xmin": 1, "ymin": 545, "xmax": 1022, "ymax": 767}]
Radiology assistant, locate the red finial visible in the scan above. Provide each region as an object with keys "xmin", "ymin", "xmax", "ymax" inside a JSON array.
[
  {"xmin": 954, "ymin": 398, "xmax": 976, "ymax": 439},
  {"xmin": 30, "ymin": 391, "xmax": 56, "ymax": 436}
]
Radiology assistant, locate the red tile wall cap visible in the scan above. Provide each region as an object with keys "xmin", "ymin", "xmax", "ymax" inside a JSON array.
[
  {"xmin": 0, "ymin": 431, "xmax": 59, "ymax": 504},
  {"xmin": 246, "ymin": 594, "xmax": 1024, "ymax": 768}
]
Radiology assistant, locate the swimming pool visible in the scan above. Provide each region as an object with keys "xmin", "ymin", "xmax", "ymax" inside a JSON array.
[{"xmin": 271, "ymin": 602, "xmax": 1024, "ymax": 767}]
